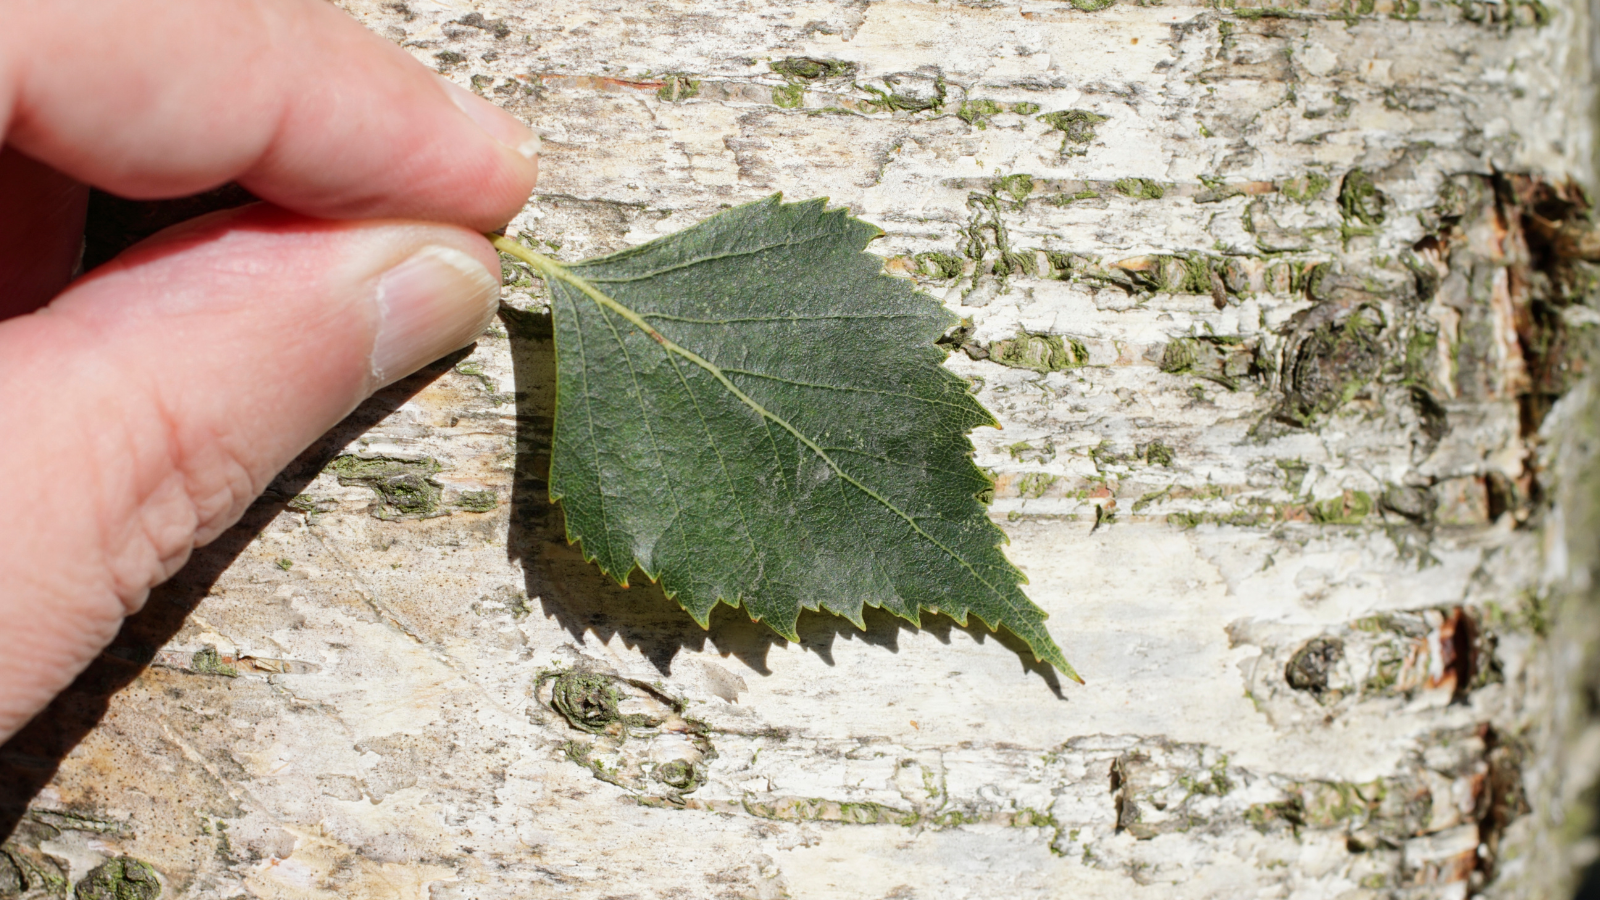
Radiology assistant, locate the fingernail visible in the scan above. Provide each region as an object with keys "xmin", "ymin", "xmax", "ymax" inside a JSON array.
[
  {"xmin": 437, "ymin": 75, "xmax": 541, "ymax": 160},
  {"xmin": 371, "ymin": 246, "xmax": 500, "ymax": 387}
]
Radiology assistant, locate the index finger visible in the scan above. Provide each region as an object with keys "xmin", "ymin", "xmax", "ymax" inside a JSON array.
[{"xmin": 1, "ymin": 0, "xmax": 538, "ymax": 230}]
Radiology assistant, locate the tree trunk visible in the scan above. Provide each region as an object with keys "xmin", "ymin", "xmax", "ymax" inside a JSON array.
[{"xmin": 5, "ymin": 0, "xmax": 1600, "ymax": 897}]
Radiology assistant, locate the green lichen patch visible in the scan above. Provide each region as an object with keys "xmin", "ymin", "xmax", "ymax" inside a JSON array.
[
  {"xmin": 1009, "ymin": 807, "xmax": 1057, "ymax": 829},
  {"xmin": 328, "ymin": 455, "xmax": 444, "ymax": 519},
  {"xmin": 287, "ymin": 494, "xmax": 338, "ymax": 525},
  {"xmin": 770, "ymin": 57, "xmax": 857, "ymax": 80},
  {"xmin": 654, "ymin": 759, "xmax": 699, "ymax": 790},
  {"xmin": 1265, "ymin": 260, "xmax": 1312, "ymax": 294},
  {"xmin": 454, "ymin": 361, "xmax": 498, "ymax": 394},
  {"xmin": 741, "ymin": 796, "xmax": 918, "ymax": 826},
  {"xmin": 0, "ymin": 852, "xmax": 21, "ymax": 896},
  {"xmin": 1088, "ymin": 440, "xmax": 1135, "ymax": 471},
  {"xmin": 1042, "ymin": 250, "xmax": 1084, "ymax": 278},
  {"xmin": 991, "ymin": 250, "xmax": 1036, "ymax": 279},
  {"xmin": 1113, "ymin": 178, "xmax": 1166, "ymax": 200},
  {"xmin": 1194, "ymin": 175, "xmax": 1245, "ymax": 203},
  {"xmin": 1177, "ymin": 755, "xmax": 1235, "ymax": 798},
  {"xmin": 1333, "ymin": 0, "xmax": 1379, "ymax": 16},
  {"xmin": 1298, "ymin": 781, "xmax": 1388, "ymax": 830},
  {"xmin": 1143, "ymin": 441, "xmax": 1175, "ymax": 467},
  {"xmin": 916, "ymin": 252, "xmax": 966, "ymax": 280},
  {"xmin": 1049, "ymin": 189, "xmax": 1101, "ymax": 207},
  {"xmin": 1016, "ymin": 472, "xmax": 1058, "ymax": 499},
  {"xmin": 1279, "ymin": 171, "xmax": 1331, "ymax": 203},
  {"xmin": 28, "ymin": 811, "xmax": 130, "ymax": 837},
  {"xmin": 960, "ymin": 192, "xmax": 1026, "ymax": 288},
  {"xmin": 1483, "ymin": 589, "xmax": 1552, "ymax": 638},
  {"xmin": 455, "ymin": 12, "xmax": 512, "ymax": 38},
  {"xmin": 771, "ymin": 82, "xmax": 804, "ymax": 108},
  {"xmin": 957, "ymin": 99, "xmax": 1041, "ymax": 128},
  {"xmin": 455, "ymin": 490, "xmax": 499, "ymax": 513},
  {"xmin": 551, "ymin": 670, "xmax": 714, "ymax": 802},
  {"xmin": 989, "ymin": 332, "xmax": 1089, "ymax": 373},
  {"xmin": 191, "ymin": 645, "xmax": 238, "ymax": 678},
  {"xmin": 1276, "ymin": 458, "xmax": 1310, "ymax": 492},
  {"xmin": 656, "ymin": 73, "xmax": 700, "ymax": 102},
  {"xmin": 1111, "ymin": 253, "xmax": 1240, "ymax": 298},
  {"xmin": 1111, "ymin": 747, "xmax": 1242, "ymax": 839},
  {"xmin": 73, "ymin": 857, "xmax": 160, "ymax": 900},
  {"xmin": 0, "ymin": 847, "xmax": 63, "ymax": 898},
  {"xmin": 1309, "ymin": 490, "xmax": 1375, "ymax": 525},
  {"xmin": 1277, "ymin": 306, "xmax": 1386, "ymax": 427},
  {"xmin": 1245, "ymin": 797, "xmax": 1306, "ymax": 834},
  {"xmin": 1166, "ymin": 508, "xmax": 1278, "ymax": 529},
  {"xmin": 994, "ymin": 173, "xmax": 1034, "ymax": 204},
  {"xmin": 958, "ymin": 98, "xmax": 1004, "ymax": 128},
  {"xmin": 1132, "ymin": 492, "xmax": 1169, "ymax": 516},
  {"xmin": 1069, "ymin": 0, "xmax": 1117, "ymax": 10},
  {"xmin": 548, "ymin": 672, "xmax": 622, "ymax": 734},
  {"xmin": 1398, "ymin": 322, "xmax": 1441, "ymax": 389},
  {"xmin": 1449, "ymin": 0, "xmax": 1547, "ymax": 25},
  {"xmin": 562, "ymin": 740, "xmax": 625, "ymax": 786},
  {"xmin": 1159, "ymin": 336, "xmax": 1263, "ymax": 391},
  {"xmin": 1007, "ymin": 439, "xmax": 1057, "ymax": 463},
  {"xmin": 1337, "ymin": 169, "xmax": 1388, "ymax": 225},
  {"xmin": 858, "ymin": 78, "xmax": 946, "ymax": 114},
  {"xmin": 2, "ymin": 845, "xmax": 65, "ymax": 897},
  {"xmin": 1037, "ymin": 109, "xmax": 1108, "ymax": 155},
  {"xmin": 1231, "ymin": 6, "xmax": 1312, "ymax": 18}
]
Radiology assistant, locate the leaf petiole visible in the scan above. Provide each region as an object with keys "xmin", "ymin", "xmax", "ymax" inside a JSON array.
[{"xmin": 491, "ymin": 235, "xmax": 670, "ymax": 345}]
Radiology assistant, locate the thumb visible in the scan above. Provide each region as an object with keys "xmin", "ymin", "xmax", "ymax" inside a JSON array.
[{"xmin": 0, "ymin": 204, "xmax": 501, "ymax": 739}]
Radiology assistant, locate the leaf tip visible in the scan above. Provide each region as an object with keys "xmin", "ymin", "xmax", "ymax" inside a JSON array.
[{"xmin": 1032, "ymin": 639, "xmax": 1082, "ymax": 684}]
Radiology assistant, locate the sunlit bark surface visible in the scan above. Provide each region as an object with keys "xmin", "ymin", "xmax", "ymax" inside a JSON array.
[{"xmin": 4, "ymin": 0, "xmax": 1600, "ymax": 897}]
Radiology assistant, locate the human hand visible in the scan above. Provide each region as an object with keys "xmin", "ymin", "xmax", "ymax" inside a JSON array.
[{"xmin": 0, "ymin": 0, "xmax": 538, "ymax": 741}]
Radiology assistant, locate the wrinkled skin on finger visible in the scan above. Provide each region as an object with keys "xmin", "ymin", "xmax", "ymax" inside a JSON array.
[{"xmin": 0, "ymin": 0, "xmax": 535, "ymax": 740}]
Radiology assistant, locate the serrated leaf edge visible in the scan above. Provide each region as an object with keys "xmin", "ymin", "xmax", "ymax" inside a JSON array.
[{"xmin": 491, "ymin": 205, "xmax": 1079, "ymax": 682}]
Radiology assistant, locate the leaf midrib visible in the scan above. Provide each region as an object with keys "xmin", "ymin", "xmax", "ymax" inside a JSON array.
[{"xmin": 576, "ymin": 230, "xmax": 836, "ymax": 284}]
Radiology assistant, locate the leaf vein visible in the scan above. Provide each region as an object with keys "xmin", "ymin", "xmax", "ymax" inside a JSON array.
[
  {"xmin": 591, "ymin": 300, "xmax": 703, "ymax": 582},
  {"xmin": 643, "ymin": 312, "xmax": 924, "ymax": 326},
  {"xmin": 832, "ymin": 466, "xmax": 905, "ymax": 626},
  {"xmin": 820, "ymin": 447, "xmax": 981, "ymax": 482},
  {"xmin": 575, "ymin": 231, "xmax": 839, "ymax": 284},
  {"xmin": 723, "ymin": 368, "xmax": 980, "ymax": 415}
]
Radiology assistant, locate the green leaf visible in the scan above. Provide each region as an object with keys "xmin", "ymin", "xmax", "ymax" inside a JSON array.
[{"xmin": 493, "ymin": 196, "xmax": 1077, "ymax": 680}]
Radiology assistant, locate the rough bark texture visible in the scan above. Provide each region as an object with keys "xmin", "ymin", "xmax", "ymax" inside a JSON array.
[{"xmin": 4, "ymin": 0, "xmax": 1600, "ymax": 897}]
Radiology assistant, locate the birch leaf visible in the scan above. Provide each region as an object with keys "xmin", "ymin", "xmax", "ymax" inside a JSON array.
[{"xmin": 495, "ymin": 196, "xmax": 1077, "ymax": 680}]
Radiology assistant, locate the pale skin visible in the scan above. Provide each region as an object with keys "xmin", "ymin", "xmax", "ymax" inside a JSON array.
[{"xmin": 0, "ymin": 0, "xmax": 539, "ymax": 742}]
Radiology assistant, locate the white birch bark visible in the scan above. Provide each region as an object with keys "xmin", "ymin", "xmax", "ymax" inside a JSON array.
[{"xmin": 4, "ymin": 0, "xmax": 1599, "ymax": 897}]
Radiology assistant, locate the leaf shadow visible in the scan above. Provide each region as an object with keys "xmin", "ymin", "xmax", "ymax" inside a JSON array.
[
  {"xmin": 501, "ymin": 306, "xmax": 1064, "ymax": 699},
  {"xmin": 0, "ymin": 357, "xmax": 462, "ymax": 841}
]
